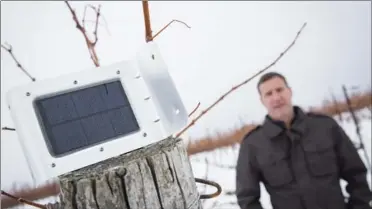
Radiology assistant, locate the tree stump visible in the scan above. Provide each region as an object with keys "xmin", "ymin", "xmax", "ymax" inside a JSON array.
[{"xmin": 50, "ymin": 137, "xmax": 202, "ymax": 209}]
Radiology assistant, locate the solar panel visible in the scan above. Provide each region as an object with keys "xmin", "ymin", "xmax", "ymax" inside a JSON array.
[{"xmin": 35, "ymin": 81, "xmax": 140, "ymax": 157}]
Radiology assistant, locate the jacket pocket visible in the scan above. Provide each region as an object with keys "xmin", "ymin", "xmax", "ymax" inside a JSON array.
[
  {"xmin": 258, "ymin": 152, "xmax": 293, "ymax": 187},
  {"xmin": 302, "ymin": 139, "xmax": 338, "ymax": 177}
]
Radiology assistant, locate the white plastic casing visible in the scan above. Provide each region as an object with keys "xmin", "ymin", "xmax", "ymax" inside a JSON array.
[{"xmin": 6, "ymin": 42, "xmax": 188, "ymax": 184}]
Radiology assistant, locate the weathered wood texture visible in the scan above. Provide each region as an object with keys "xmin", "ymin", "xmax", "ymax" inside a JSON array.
[{"xmin": 49, "ymin": 137, "xmax": 202, "ymax": 209}]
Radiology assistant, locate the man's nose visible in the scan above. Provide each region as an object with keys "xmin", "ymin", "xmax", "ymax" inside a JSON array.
[{"xmin": 272, "ymin": 92, "xmax": 282, "ymax": 101}]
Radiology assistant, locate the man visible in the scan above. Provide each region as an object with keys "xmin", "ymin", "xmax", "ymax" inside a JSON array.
[{"xmin": 236, "ymin": 72, "xmax": 372, "ymax": 209}]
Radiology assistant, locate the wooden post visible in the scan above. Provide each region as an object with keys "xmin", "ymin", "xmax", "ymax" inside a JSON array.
[{"xmin": 48, "ymin": 137, "xmax": 202, "ymax": 209}]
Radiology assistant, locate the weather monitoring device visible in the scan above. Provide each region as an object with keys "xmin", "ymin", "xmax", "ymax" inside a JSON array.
[{"xmin": 6, "ymin": 42, "xmax": 188, "ymax": 183}]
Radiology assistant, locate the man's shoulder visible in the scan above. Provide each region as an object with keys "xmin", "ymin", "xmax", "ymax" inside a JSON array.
[
  {"xmin": 306, "ymin": 111, "xmax": 339, "ymax": 129},
  {"xmin": 242, "ymin": 125, "xmax": 263, "ymax": 143},
  {"xmin": 307, "ymin": 111, "xmax": 336, "ymax": 122}
]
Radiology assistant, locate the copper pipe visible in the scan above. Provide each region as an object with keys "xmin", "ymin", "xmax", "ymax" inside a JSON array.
[{"xmin": 142, "ymin": 0, "xmax": 153, "ymax": 42}]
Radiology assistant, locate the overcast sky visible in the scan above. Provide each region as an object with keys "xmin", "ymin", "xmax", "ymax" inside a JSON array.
[{"xmin": 1, "ymin": 1, "xmax": 371, "ymax": 197}]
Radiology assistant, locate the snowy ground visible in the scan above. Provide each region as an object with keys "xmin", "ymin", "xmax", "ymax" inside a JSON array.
[{"xmin": 1, "ymin": 108, "xmax": 370, "ymax": 209}]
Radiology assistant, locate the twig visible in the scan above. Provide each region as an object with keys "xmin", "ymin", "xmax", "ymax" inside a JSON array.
[
  {"xmin": 330, "ymin": 90, "xmax": 343, "ymax": 122},
  {"xmin": 152, "ymin": 19, "xmax": 191, "ymax": 40},
  {"xmin": 0, "ymin": 182, "xmax": 60, "ymax": 208},
  {"xmin": 2, "ymin": 126, "xmax": 16, "ymax": 131},
  {"xmin": 175, "ymin": 22, "xmax": 308, "ymax": 138},
  {"xmin": 83, "ymin": 19, "xmax": 111, "ymax": 36},
  {"xmin": 82, "ymin": 5, "xmax": 88, "ymax": 28},
  {"xmin": 1, "ymin": 43, "xmax": 36, "ymax": 81},
  {"xmin": 142, "ymin": 1, "xmax": 190, "ymax": 42},
  {"xmin": 224, "ymin": 190, "xmax": 236, "ymax": 196},
  {"xmin": 64, "ymin": 1, "xmax": 101, "ymax": 67},
  {"xmin": 188, "ymin": 102, "xmax": 201, "ymax": 117},
  {"xmin": 1, "ymin": 190, "xmax": 47, "ymax": 209},
  {"xmin": 342, "ymin": 85, "xmax": 371, "ymax": 170},
  {"xmin": 82, "ymin": 4, "xmax": 98, "ymax": 28},
  {"xmin": 82, "ymin": 4, "xmax": 110, "ymax": 36}
]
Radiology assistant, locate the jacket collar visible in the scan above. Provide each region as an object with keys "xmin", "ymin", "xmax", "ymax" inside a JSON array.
[{"xmin": 262, "ymin": 106, "xmax": 308, "ymax": 139}]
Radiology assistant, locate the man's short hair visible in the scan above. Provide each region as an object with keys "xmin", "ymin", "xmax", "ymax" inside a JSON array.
[{"xmin": 257, "ymin": 72, "xmax": 289, "ymax": 93}]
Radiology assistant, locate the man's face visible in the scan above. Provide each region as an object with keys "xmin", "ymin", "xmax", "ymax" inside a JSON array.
[{"xmin": 259, "ymin": 77, "xmax": 293, "ymax": 121}]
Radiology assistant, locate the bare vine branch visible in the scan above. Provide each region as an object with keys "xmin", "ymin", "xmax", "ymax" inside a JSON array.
[
  {"xmin": 1, "ymin": 43, "xmax": 36, "ymax": 81},
  {"xmin": 188, "ymin": 102, "xmax": 201, "ymax": 117},
  {"xmin": 142, "ymin": 1, "xmax": 190, "ymax": 42},
  {"xmin": 64, "ymin": 1, "xmax": 101, "ymax": 67},
  {"xmin": 152, "ymin": 19, "xmax": 191, "ymax": 40},
  {"xmin": 175, "ymin": 22, "xmax": 308, "ymax": 138},
  {"xmin": 1, "ymin": 190, "xmax": 47, "ymax": 209}
]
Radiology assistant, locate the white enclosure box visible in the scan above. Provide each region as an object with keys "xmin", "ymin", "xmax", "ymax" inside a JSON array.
[{"xmin": 6, "ymin": 42, "xmax": 188, "ymax": 184}]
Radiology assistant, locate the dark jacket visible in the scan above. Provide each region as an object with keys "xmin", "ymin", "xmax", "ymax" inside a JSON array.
[{"xmin": 236, "ymin": 106, "xmax": 372, "ymax": 209}]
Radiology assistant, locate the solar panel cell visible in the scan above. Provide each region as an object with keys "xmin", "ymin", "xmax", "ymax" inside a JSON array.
[
  {"xmin": 50, "ymin": 120, "xmax": 88, "ymax": 155},
  {"xmin": 40, "ymin": 94, "xmax": 79, "ymax": 125}
]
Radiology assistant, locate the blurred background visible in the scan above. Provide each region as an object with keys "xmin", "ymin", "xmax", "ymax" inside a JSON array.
[{"xmin": 1, "ymin": 1, "xmax": 371, "ymax": 208}]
